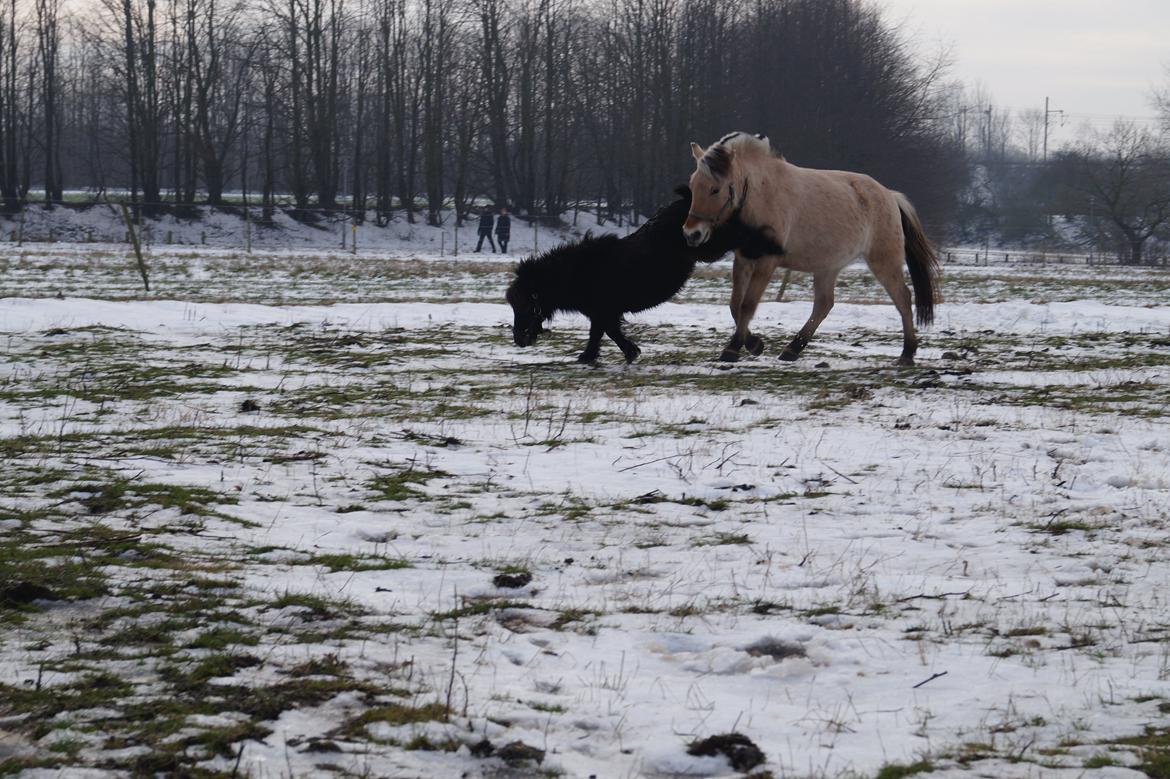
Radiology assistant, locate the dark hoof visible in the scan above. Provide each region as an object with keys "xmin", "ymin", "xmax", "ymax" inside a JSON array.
[
  {"xmin": 577, "ymin": 352, "xmax": 598, "ymax": 364},
  {"xmin": 745, "ymin": 335, "xmax": 765, "ymax": 356},
  {"xmin": 718, "ymin": 349, "xmax": 741, "ymax": 363},
  {"xmin": 623, "ymin": 346, "xmax": 641, "ymax": 364},
  {"xmin": 778, "ymin": 349, "xmax": 800, "ymax": 362},
  {"xmin": 896, "ymin": 356, "xmax": 915, "ymax": 367}
]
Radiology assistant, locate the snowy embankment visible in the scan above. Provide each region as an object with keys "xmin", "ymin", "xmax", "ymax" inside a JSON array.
[
  {"xmin": 1, "ymin": 251, "xmax": 1169, "ymax": 778},
  {"xmin": 0, "ymin": 201, "xmax": 604, "ymax": 255}
]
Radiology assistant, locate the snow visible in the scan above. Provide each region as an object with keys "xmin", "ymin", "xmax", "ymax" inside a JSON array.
[{"xmin": 1, "ymin": 244, "xmax": 1169, "ymax": 778}]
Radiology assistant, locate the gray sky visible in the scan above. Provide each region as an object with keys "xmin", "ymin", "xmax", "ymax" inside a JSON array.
[{"xmin": 878, "ymin": 0, "xmax": 1168, "ymax": 144}]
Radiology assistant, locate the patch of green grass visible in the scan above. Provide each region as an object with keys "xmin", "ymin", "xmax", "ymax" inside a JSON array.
[
  {"xmin": 368, "ymin": 466, "xmax": 449, "ymax": 502},
  {"xmin": 53, "ymin": 479, "xmax": 239, "ymax": 518},
  {"xmin": 551, "ymin": 608, "xmax": 599, "ymax": 631},
  {"xmin": 0, "ymin": 532, "xmax": 111, "ymax": 620},
  {"xmin": 270, "ymin": 591, "xmax": 368, "ymax": 621},
  {"xmin": 1026, "ymin": 519, "xmax": 1098, "ymax": 536},
  {"xmin": 692, "ymin": 531, "xmax": 751, "ymax": 547},
  {"xmin": 1117, "ymin": 728, "xmax": 1170, "ymax": 778},
  {"xmin": 337, "ymin": 701, "xmax": 450, "ymax": 739},
  {"xmin": 432, "ymin": 599, "xmax": 531, "ymax": 621},
  {"xmin": 0, "ymin": 672, "xmax": 133, "ymax": 721},
  {"xmin": 162, "ymin": 653, "xmax": 263, "ymax": 694},
  {"xmin": 403, "ymin": 734, "xmax": 461, "ymax": 751},
  {"xmin": 1003, "ymin": 625, "xmax": 1049, "ymax": 637},
  {"xmin": 874, "ymin": 760, "xmax": 935, "ymax": 779},
  {"xmin": 305, "ymin": 553, "xmax": 412, "ymax": 573},
  {"xmin": 630, "ymin": 493, "xmax": 730, "ymax": 512},
  {"xmin": 287, "ymin": 654, "xmax": 349, "ymax": 678},
  {"xmin": 1083, "ymin": 752, "xmax": 1118, "ymax": 768},
  {"xmin": 186, "ymin": 626, "xmax": 260, "ymax": 650},
  {"xmin": 187, "ymin": 720, "xmax": 274, "ymax": 759}
]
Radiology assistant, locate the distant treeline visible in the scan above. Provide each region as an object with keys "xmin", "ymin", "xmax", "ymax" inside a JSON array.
[{"xmin": 0, "ymin": 0, "xmax": 963, "ymax": 229}]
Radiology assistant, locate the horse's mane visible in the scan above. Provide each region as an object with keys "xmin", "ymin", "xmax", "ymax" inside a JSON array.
[
  {"xmin": 701, "ymin": 132, "xmax": 777, "ymax": 180},
  {"xmin": 514, "ymin": 232, "xmax": 622, "ymax": 285},
  {"xmin": 700, "ymin": 146, "xmax": 733, "ymax": 179}
]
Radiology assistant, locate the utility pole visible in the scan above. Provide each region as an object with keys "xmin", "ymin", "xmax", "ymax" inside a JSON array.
[
  {"xmin": 985, "ymin": 104, "xmax": 993, "ymax": 160},
  {"xmin": 1043, "ymin": 97, "xmax": 1064, "ymax": 162}
]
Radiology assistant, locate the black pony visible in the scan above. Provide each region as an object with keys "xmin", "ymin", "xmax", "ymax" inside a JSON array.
[{"xmin": 506, "ymin": 188, "xmax": 783, "ymax": 363}]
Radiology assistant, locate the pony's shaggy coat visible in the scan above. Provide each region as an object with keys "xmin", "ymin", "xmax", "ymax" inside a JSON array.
[
  {"xmin": 684, "ymin": 132, "xmax": 940, "ymax": 365},
  {"xmin": 507, "ymin": 188, "xmax": 783, "ymax": 363}
]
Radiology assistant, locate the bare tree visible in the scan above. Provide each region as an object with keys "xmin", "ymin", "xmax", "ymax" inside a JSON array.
[
  {"xmin": 1056, "ymin": 121, "xmax": 1170, "ymax": 265},
  {"xmin": 0, "ymin": 0, "xmax": 21, "ymax": 209},
  {"xmin": 34, "ymin": 0, "xmax": 62, "ymax": 203},
  {"xmin": 1017, "ymin": 108, "xmax": 1045, "ymax": 162},
  {"xmin": 185, "ymin": 0, "xmax": 251, "ymax": 204}
]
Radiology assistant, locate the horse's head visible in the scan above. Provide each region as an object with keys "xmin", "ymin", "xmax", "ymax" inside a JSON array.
[
  {"xmin": 684, "ymin": 132, "xmax": 770, "ymax": 246},
  {"xmin": 684, "ymin": 141, "xmax": 739, "ymax": 247},
  {"xmin": 506, "ymin": 273, "xmax": 546, "ymax": 347}
]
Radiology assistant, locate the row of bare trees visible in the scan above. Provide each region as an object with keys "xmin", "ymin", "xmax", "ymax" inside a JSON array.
[
  {"xmin": 943, "ymin": 76, "xmax": 1170, "ymax": 264},
  {"xmin": 0, "ymin": 0, "xmax": 963, "ymax": 228}
]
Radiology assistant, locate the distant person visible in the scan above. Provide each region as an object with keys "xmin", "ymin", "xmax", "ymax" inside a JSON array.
[
  {"xmin": 475, "ymin": 208, "xmax": 496, "ymax": 253},
  {"xmin": 496, "ymin": 207, "xmax": 511, "ymax": 253}
]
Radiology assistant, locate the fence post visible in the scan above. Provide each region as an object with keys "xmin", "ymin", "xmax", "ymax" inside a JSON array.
[
  {"xmin": 119, "ymin": 202, "xmax": 150, "ymax": 293},
  {"xmin": 533, "ymin": 218, "xmax": 538, "ymax": 254},
  {"xmin": 440, "ymin": 231, "xmax": 445, "ymax": 257},
  {"xmin": 245, "ymin": 205, "xmax": 252, "ymax": 254},
  {"xmin": 453, "ymin": 223, "xmax": 458, "ymax": 256},
  {"xmin": 352, "ymin": 219, "xmax": 358, "ymax": 255}
]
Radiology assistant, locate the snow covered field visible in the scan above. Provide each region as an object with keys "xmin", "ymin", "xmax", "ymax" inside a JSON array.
[{"xmin": 2, "ymin": 244, "xmax": 1170, "ymax": 778}]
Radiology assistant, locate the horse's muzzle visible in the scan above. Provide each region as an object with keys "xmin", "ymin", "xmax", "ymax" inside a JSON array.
[
  {"xmin": 684, "ymin": 228, "xmax": 708, "ymax": 247},
  {"xmin": 513, "ymin": 324, "xmax": 542, "ymax": 347}
]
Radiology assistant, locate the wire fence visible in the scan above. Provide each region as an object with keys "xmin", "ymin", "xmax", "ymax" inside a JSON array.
[
  {"xmin": 0, "ymin": 201, "xmax": 644, "ymax": 258},
  {"xmin": 940, "ymin": 247, "xmax": 1169, "ymax": 267},
  {"xmin": 1, "ymin": 200, "xmax": 1167, "ymax": 268}
]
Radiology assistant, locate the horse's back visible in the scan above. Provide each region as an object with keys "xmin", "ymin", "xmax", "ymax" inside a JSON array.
[{"xmin": 764, "ymin": 161, "xmax": 901, "ymax": 269}]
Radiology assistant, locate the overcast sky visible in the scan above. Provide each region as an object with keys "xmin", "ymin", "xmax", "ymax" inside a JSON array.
[{"xmin": 877, "ymin": 0, "xmax": 1168, "ymax": 143}]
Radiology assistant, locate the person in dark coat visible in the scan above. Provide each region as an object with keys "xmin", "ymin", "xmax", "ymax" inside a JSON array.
[
  {"xmin": 475, "ymin": 208, "xmax": 496, "ymax": 253},
  {"xmin": 495, "ymin": 207, "xmax": 511, "ymax": 253}
]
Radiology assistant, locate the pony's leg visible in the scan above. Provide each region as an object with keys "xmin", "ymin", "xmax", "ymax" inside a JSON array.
[
  {"xmin": 868, "ymin": 253, "xmax": 918, "ymax": 366},
  {"xmin": 735, "ymin": 258, "xmax": 779, "ymax": 356},
  {"xmin": 719, "ymin": 255, "xmax": 754, "ymax": 361},
  {"xmin": 578, "ymin": 320, "xmax": 605, "ymax": 364},
  {"xmin": 779, "ymin": 269, "xmax": 838, "ymax": 361},
  {"xmin": 603, "ymin": 319, "xmax": 641, "ymax": 363}
]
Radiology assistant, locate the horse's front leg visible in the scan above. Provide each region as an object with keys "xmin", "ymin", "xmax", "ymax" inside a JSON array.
[
  {"xmin": 723, "ymin": 255, "xmax": 778, "ymax": 360},
  {"xmin": 719, "ymin": 253, "xmax": 755, "ymax": 361},
  {"xmin": 577, "ymin": 320, "xmax": 605, "ymax": 364},
  {"xmin": 780, "ymin": 269, "xmax": 838, "ymax": 361},
  {"xmin": 603, "ymin": 318, "xmax": 641, "ymax": 363}
]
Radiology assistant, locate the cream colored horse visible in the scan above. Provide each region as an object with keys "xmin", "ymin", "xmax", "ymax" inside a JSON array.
[{"xmin": 683, "ymin": 132, "xmax": 940, "ymax": 366}]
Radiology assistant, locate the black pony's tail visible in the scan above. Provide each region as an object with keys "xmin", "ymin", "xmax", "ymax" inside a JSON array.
[{"xmin": 895, "ymin": 192, "xmax": 941, "ymax": 328}]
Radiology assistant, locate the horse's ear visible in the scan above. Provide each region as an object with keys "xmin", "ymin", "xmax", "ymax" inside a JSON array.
[{"xmin": 690, "ymin": 142, "xmax": 704, "ymax": 162}]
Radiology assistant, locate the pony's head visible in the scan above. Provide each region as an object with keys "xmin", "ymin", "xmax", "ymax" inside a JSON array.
[
  {"xmin": 683, "ymin": 132, "xmax": 768, "ymax": 246},
  {"xmin": 505, "ymin": 266, "xmax": 547, "ymax": 347}
]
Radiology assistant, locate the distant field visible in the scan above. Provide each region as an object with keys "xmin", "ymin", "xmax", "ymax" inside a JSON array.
[{"xmin": 2, "ymin": 245, "xmax": 1169, "ymax": 778}]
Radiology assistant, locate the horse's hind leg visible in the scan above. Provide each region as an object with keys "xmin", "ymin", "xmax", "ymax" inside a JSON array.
[
  {"xmin": 603, "ymin": 318, "xmax": 641, "ymax": 363},
  {"xmin": 578, "ymin": 320, "xmax": 605, "ymax": 364},
  {"xmin": 867, "ymin": 250, "xmax": 918, "ymax": 366},
  {"xmin": 780, "ymin": 269, "xmax": 838, "ymax": 361}
]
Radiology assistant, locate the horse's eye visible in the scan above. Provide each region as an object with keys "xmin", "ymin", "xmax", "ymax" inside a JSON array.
[{"xmin": 710, "ymin": 187, "xmax": 719, "ymax": 195}]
